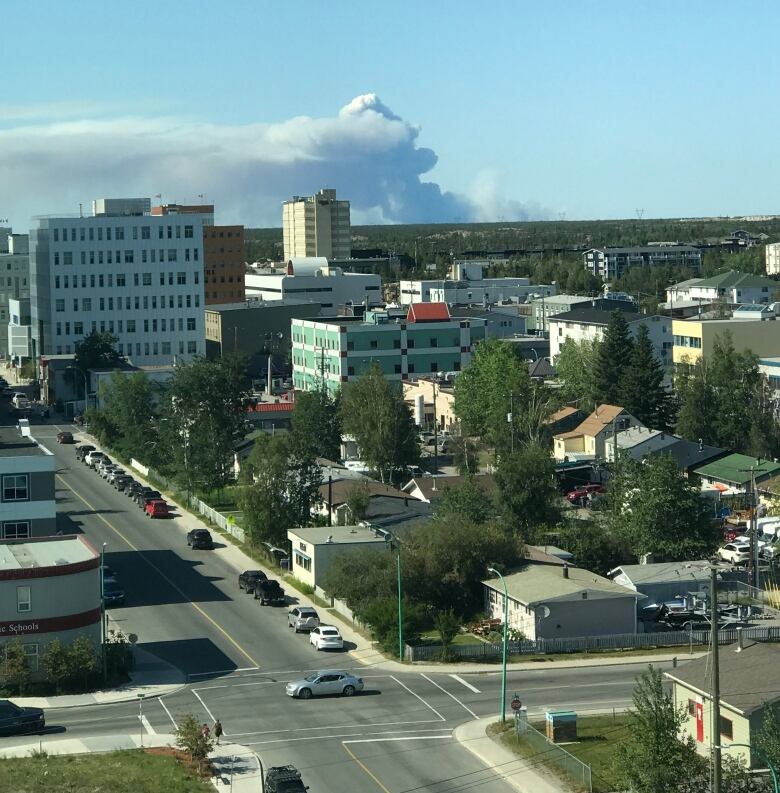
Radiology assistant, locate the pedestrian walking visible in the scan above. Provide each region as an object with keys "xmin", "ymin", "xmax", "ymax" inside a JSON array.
[
  {"xmin": 202, "ymin": 723, "xmax": 211, "ymax": 741},
  {"xmin": 213, "ymin": 719, "xmax": 223, "ymax": 745}
]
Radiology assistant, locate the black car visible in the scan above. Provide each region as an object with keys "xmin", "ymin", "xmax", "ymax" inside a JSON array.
[
  {"xmin": 254, "ymin": 579, "xmax": 285, "ymax": 606},
  {"xmin": 74, "ymin": 444, "xmax": 95, "ymax": 461},
  {"xmin": 133, "ymin": 488, "xmax": 160, "ymax": 507},
  {"xmin": 138, "ymin": 492, "xmax": 162, "ymax": 509},
  {"xmin": 125, "ymin": 482, "xmax": 144, "ymax": 497},
  {"xmin": 103, "ymin": 578, "xmax": 126, "ymax": 607},
  {"xmin": 238, "ymin": 570, "xmax": 268, "ymax": 594},
  {"xmin": 264, "ymin": 766, "xmax": 307, "ymax": 793},
  {"xmin": 113, "ymin": 476, "xmax": 133, "ymax": 492},
  {"xmin": 0, "ymin": 699, "xmax": 45, "ymax": 736},
  {"xmin": 187, "ymin": 529, "xmax": 214, "ymax": 550}
]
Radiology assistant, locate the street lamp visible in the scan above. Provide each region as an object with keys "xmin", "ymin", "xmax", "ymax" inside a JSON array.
[
  {"xmin": 718, "ymin": 744, "xmax": 779, "ymax": 793},
  {"xmin": 488, "ymin": 566, "xmax": 509, "ymax": 723},
  {"xmin": 100, "ymin": 542, "xmax": 108, "ymax": 683}
]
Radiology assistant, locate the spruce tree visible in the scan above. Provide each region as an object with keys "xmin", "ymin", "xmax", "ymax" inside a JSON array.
[
  {"xmin": 620, "ymin": 325, "xmax": 672, "ymax": 429},
  {"xmin": 592, "ymin": 310, "xmax": 634, "ymax": 406}
]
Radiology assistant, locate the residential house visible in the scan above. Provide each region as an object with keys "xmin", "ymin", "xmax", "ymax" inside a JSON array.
[
  {"xmin": 666, "ymin": 271, "xmax": 776, "ymax": 307},
  {"xmin": 402, "ymin": 474, "xmax": 496, "ymax": 504},
  {"xmin": 584, "ymin": 246, "xmax": 702, "ymax": 280},
  {"xmin": 482, "ymin": 563, "xmax": 641, "ymax": 640},
  {"xmin": 604, "ymin": 426, "xmax": 678, "ymax": 462},
  {"xmin": 545, "ymin": 406, "xmax": 586, "ymax": 435},
  {"xmin": 692, "ymin": 454, "xmax": 780, "ymax": 495},
  {"xmin": 659, "ymin": 438, "xmax": 729, "ymax": 478},
  {"xmin": 317, "ymin": 479, "xmax": 413, "ymax": 525},
  {"xmin": 672, "ymin": 315, "xmax": 780, "ymax": 365},
  {"xmin": 527, "ymin": 357, "xmax": 556, "ymax": 380},
  {"xmin": 666, "ymin": 639, "xmax": 780, "ymax": 768},
  {"xmin": 287, "ymin": 525, "xmax": 390, "ymax": 590},
  {"xmin": 529, "ymin": 293, "xmax": 636, "ymax": 334},
  {"xmin": 553, "ymin": 404, "xmax": 642, "ymax": 462},
  {"xmin": 547, "ymin": 308, "xmax": 672, "ymax": 365},
  {"xmin": 609, "ymin": 561, "xmax": 712, "ymax": 606}
]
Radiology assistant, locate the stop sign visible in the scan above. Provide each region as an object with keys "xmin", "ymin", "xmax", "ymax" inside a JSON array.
[{"xmin": 511, "ymin": 697, "xmax": 522, "ymax": 711}]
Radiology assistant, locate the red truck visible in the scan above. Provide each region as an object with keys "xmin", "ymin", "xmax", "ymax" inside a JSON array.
[{"xmin": 144, "ymin": 499, "xmax": 170, "ymax": 519}]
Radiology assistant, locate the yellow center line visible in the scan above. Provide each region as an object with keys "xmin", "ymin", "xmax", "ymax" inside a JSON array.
[
  {"xmin": 342, "ymin": 743, "xmax": 394, "ymax": 793},
  {"xmin": 56, "ymin": 473, "xmax": 260, "ymax": 669}
]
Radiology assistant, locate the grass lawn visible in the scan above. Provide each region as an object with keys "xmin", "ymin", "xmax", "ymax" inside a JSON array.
[
  {"xmin": 0, "ymin": 749, "xmax": 213, "ymax": 793},
  {"xmin": 490, "ymin": 715, "xmax": 631, "ymax": 793},
  {"xmin": 419, "ymin": 630, "xmax": 485, "ymax": 646}
]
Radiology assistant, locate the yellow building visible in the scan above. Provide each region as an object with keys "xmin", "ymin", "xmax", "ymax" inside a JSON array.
[{"xmin": 672, "ymin": 316, "xmax": 780, "ymax": 365}]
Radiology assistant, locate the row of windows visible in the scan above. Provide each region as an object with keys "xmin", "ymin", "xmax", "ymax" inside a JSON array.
[
  {"xmin": 294, "ymin": 359, "xmax": 461, "ymax": 376},
  {"xmin": 55, "ymin": 294, "xmax": 201, "ymax": 312},
  {"xmin": 53, "ymin": 224, "xmax": 195, "ymax": 242},
  {"xmin": 55, "ymin": 340, "xmax": 198, "ymax": 357},
  {"xmin": 57, "ymin": 317, "xmax": 197, "ymax": 335},
  {"xmin": 54, "ymin": 248, "xmax": 199, "ymax": 265},
  {"xmin": 55, "ymin": 271, "xmax": 199, "ymax": 289},
  {"xmin": 673, "ymin": 335, "xmax": 702, "ymax": 348}
]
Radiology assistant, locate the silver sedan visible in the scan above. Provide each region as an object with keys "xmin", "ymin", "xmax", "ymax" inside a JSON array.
[{"xmin": 285, "ymin": 671, "xmax": 364, "ymax": 699}]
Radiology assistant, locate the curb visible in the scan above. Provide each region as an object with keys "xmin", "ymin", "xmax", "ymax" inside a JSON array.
[{"xmin": 13, "ymin": 681, "xmax": 188, "ymax": 711}]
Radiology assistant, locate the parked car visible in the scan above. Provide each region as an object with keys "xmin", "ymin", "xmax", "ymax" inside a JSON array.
[
  {"xmin": 102, "ymin": 564, "xmax": 118, "ymax": 581},
  {"xmin": 288, "ymin": 606, "xmax": 320, "ymax": 632},
  {"xmin": 238, "ymin": 570, "xmax": 268, "ymax": 594},
  {"xmin": 264, "ymin": 766, "xmax": 308, "ymax": 793},
  {"xmin": 101, "ymin": 465, "xmax": 121, "ymax": 481},
  {"xmin": 75, "ymin": 444, "xmax": 95, "ymax": 461},
  {"xmin": 187, "ymin": 529, "xmax": 214, "ymax": 550},
  {"xmin": 566, "ymin": 483, "xmax": 605, "ymax": 504},
  {"xmin": 254, "ymin": 579, "xmax": 285, "ymax": 606},
  {"xmin": 145, "ymin": 499, "xmax": 169, "ymax": 518},
  {"xmin": 718, "ymin": 543, "xmax": 752, "ymax": 564},
  {"xmin": 84, "ymin": 450, "xmax": 107, "ymax": 467},
  {"xmin": 56, "ymin": 431, "xmax": 74, "ymax": 444},
  {"xmin": 113, "ymin": 475, "xmax": 134, "ymax": 492},
  {"xmin": 0, "ymin": 700, "xmax": 45, "ymax": 736},
  {"xmin": 285, "ymin": 670, "xmax": 363, "ymax": 699},
  {"xmin": 134, "ymin": 489, "xmax": 161, "ymax": 508},
  {"xmin": 309, "ymin": 625, "xmax": 344, "ymax": 651},
  {"xmin": 103, "ymin": 578, "xmax": 126, "ymax": 607}
]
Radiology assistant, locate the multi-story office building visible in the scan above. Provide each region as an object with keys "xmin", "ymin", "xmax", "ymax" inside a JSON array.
[
  {"xmin": 292, "ymin": 303, "xmax": 486, "ymax": 395},
  {"xmin": 0, "ymin": 233, "xmax": 30, "ymax": 359},
  {"xmin": 672, "ymin": 315, "xmax": 780, "ymax": 365},
  {"xmin": 29, "ymin": 197, "xmax": 207, "ymax": 365},
  {"xmin": 283, "ymin": 188, "xmax": 351, "ymax": 260},
  {"xmin": 245, "ymin": 258, "xmax": 381, "ymax": 310},
  {"xmin": 585, "ymin": 246, "xmax": 702, "ymax": 280},
  {"xmin": 151, "ymin": 204, "xmax": 244, "ymax": 305}
]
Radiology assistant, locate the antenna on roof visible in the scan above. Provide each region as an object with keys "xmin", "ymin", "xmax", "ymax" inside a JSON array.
[{"xmin": 635, "ymin": 208, "xmax": 645, "ymax": 220}]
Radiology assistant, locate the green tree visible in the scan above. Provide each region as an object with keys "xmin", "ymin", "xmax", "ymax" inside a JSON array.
[
  {"xmin": 675, "ymin": 359, "xmax": 718, "ymax": 446},
  {"xmin": 592, "ymin": 311, "xmax": 634, "ymax": 406},
  {"xmin": 620, "ymin": 324, "xmax": 673, "ymax": 429},
  {"xmin": 434, "ymin": 609, "xmax": 461, "ymax": 660},
  {"xmin": 322, "ymin": 547, "xmax": 396, "ymax": 614},
  {"xmin": 756, "ymin": 704, "xmax": 780, "ymax": 775},
  {"xmin": 42, "ymin": 640, "xmax": 70, "ymax": 694},
  {"xmin": 607, "ymin": 455, "xmax": 719, "ymax": 561},
  {"xmin": 340, "ymin": 365, "xmax": 419, "ymax": 484},
  {"xmin": 361, "ymin": 596, "xmax": 425, "ymax": 657},
  {"xmin": 553, "ymin": 338, "xmax": 599, "ymax": 412},
  {"xmin": 453, "ymin": 338, "xmax": 533, "ymax": 449},
  {"xmin": 613, "ymin": 666, "xmax": 704, "ymax": 793},
  {"xmin": 238, "ymin": 434, "xmax": 322, "ymax": 547},
  {"xmin": 74, "ymin": 330, "xmax": 121, "ymax": 375},
  {"xmin": 495, "ymin": 441, "xmax": 560, "ymax": 534},
  {"xmin": 435, "ymin": 474, "xmax": 495, "ymax": 525},
  {"xmin": 175, "ymin": 712, "xmax": 214, "ymax": 766},
  {"xmin": 95, "ymin": 372, "xmax": 157, "ymax": 462},
  {"xmin": 2, "ymin": 639, "xmax": 31, "ymax": 695},
  {"xmin": 558, "ymin": 520, "xmax": 627, "ymax": 576},
  {"xmin": 159, "ymin": 355, "xmax": 250, "ymax": 494},
  {"xmin": 345, "ymin": 482, "xmax": 371, "ymax": 523},
  {"xmin": 68, "ymin": 636, "xmax": 98, "ymax": 690},
  {"xmin": 290, "ymin": 389, "xmax": 342, "ymax": 462}
]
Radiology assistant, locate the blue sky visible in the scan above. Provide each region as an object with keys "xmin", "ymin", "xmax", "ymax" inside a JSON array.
[{"xmin": 1, "ymin": 1, "xmax": 778, "ymax": 228}]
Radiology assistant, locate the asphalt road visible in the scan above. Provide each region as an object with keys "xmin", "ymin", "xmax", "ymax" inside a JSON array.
[{"xmin": 0, "ymin": 411, "xmax": 679, "ymax": 792}]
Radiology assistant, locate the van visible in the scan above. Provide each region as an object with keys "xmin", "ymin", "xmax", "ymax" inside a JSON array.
[{"xmin": 11, "ymin": 393, "xmax": 28, "ymax": 409}]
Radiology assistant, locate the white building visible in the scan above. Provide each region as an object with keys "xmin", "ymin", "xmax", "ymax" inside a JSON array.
[
  {"xmin": 585, "ymin": 246, "xmax": 702, "ymax": 280},
  {"xmin": 29, "ymin": 198, "xmax": 208, "ymax": 365},
  {"xmin": 767, "ymin": 243, "xmax": 780, "ymax": 276},
  {"xmin": 399, "ymin": 261, "xmax": 555, "ymax": 306},
  {"xmin": 547, "ymin": 308, "xmax": 672, "ymax": 365},
  {"xmin": 245, "ymin": 258, "xmax": 381, "ymax": 310},
  {"xmin": 0, "ymin": 233, "xmax": 30, "ymax": 359},
  {"xmin": 282, "ymin": 188, "xmax": 351, "ymax": 261}
]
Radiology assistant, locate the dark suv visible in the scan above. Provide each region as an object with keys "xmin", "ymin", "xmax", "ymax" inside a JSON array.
[
  {"xmin": 0, "ymin": 700, "xmax": 45, "ymax": 736},
  {"xmin": 238, "ymin": 570, "xmax": 267, "ymax": 594},
  {"xmin": 187, "ymin": 529, "xmax": 214, "ymax": 550},
  {"xmin": 264, "ymin": 766, "xmax": 307, "ymax": 793},
  {"xmin": 75, "ymin": 444, "xmax": 95, "ymax": 461},
  {"xmin": 254, "ymin": 579, "xmax": 285, "ymax": 606}
]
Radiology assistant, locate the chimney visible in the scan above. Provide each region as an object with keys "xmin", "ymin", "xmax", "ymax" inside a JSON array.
[
  {"xmin": 736, "ymin": 626, "xmax": 744, "ymax": 652},
  {"xmin": 698, "ymin": 438, "xmax": 703, "ymax": 452},
  {"xmin": 326, "ymin": 535, "xmax": 333, "ymax": 544},
  {"xmin": 563, "ymin": 564, "xmax": 569, "ymax": 579}
]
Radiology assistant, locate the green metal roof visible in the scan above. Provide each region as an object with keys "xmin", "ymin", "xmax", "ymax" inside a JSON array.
[
  {"xmin": 694, "ymin": 270, "xmax": 776, "ymax": 290},
  {"xmin": 692, "ymin": 453, "xmax": 780, "ymax": 486}
]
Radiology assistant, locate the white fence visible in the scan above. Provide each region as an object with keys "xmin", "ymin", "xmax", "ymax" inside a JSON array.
[{"xmin": 190, "ymin": 496, "xmax": 245, "ymax": 543}]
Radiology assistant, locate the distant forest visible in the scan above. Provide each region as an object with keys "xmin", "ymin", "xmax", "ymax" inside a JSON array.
[{"xmin": 244, "ymin": 216, "xmax": 780, "ymax": 307}]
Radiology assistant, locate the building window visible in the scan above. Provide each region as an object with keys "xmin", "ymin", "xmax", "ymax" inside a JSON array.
[
  {"xmin": 347, "ymin": 366, "xmax": 355, "ymax": 376},
  {"xmin": 430, "ymin": 338, "xmax": 438, "ymax": 347},
  {"xmin": 187, "ymin": 341, "xmax": 197, "ymax": 354},
  {"xmin": 23, "ymin": 643, "xmax": 39, "ymax": 672},
  {"xmin": 720, "ymin": 716, "xmax": 733, "ymax": 740},
  {"xmin": 3, "ymin": 521, "xmax": 30, "ymax": 539},
  {"xmin": 294, "ymin": 552, "xmax": 312, "ymax": 572},
  {"xmin": 2, "ymin": 475, "xmax": 29, "ymax": 503},
  {"xmin": 184, "ymin": 225, "xmax": 194, "ymax": 238},
  {"xmin": 55, "ymin": 299, "xmax": 65, "ymax": 312},
  {"xmin": 687, "ymin": 699, "xmax": 696, "ymax": 716},
  {"xmin": 16, "ymin": 585, "xmax": 31, "ymax": 613},
  {"xmin": 177, "ymin": 271, "xmax": 186, "ymax": 285}
]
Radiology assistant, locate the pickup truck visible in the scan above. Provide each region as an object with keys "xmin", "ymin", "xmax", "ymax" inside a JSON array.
[
  {"xmin": 254, "ymin": 579, "xmax": 285, "ymax": 606},
  {"xmin": 145, "ymin": 499, "xmax": 169, "ymax": 518}
]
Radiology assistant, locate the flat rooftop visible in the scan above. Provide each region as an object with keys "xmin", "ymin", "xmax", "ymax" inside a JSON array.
[
  {"xmin": 0, "ymin": 426, "xmax": 51, "ymax": 458},
  {"xmin": 0, "ymin": 535, "xmax": 97, "ymax": 572},
  {"xmin": 288, "ymin": 525, "xmax": 389, "ymax": 546}
]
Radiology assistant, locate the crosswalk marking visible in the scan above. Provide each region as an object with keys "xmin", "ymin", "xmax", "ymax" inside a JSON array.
[{"xmin": 449, "ymin": 674, "xmax": 481, "ymax": 693}]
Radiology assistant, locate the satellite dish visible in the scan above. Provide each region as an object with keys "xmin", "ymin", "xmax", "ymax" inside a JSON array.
[{"xmin": 538, "ymin": 605, "xmax": 551, "ymax": 619}]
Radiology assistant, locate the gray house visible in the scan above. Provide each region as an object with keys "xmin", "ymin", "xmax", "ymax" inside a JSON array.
[
  {"xmin": 483, "ymin": 564, "xmax": 641, "ymax": 640},
  {"xmin": 609, "ymin": 561, "xmax": 712, "ymax": 607}
]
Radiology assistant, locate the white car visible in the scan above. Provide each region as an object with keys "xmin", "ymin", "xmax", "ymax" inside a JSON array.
[
  {"xmin": 309, "ymin": 625, "xmax": 344, "ymax": 651},
  {"xmin": 718, "ymin": 543, "xmax": 751, "ymax": 564}
]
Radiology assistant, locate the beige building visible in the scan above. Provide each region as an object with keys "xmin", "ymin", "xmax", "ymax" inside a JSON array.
[
  {"xmin": 282, "ymin": 189, "xmax": 351, "ymax": 261},
  {"xmin": 553, "ymin": 404, "xmax": 641, "ymax": 462},
  {"xmin": 403, "ymin": 378, "xmax": 457, "ymax": 432},
  {"xmin": 672, "ymin": 316, "xmax": 780, "ymax": 365},
  {"xmin": 666, "ymin": 639, "xmax": 780, "ymax": 768},
  {"xmin": 766, "ymin": 242, "xmax": 780, "ymax": 275},
  {"xmin": 0, "ymin": 535, "xmax": 101, "ymax": 677}
]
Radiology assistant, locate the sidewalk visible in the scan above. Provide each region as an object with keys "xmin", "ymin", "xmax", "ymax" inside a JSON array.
[
  {"xmin": 12, "ymin": 645, "xmax": 185, "ymax": 709},
  {"xmin": 454, "ymin": 716, "xmax": 566, "ymax": 793},
  {"xmin": 0, "ymin": 732, "xmax": 262, "ymax": 792}
]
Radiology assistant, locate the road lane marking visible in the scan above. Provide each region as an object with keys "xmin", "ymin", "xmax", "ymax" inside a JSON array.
[
  {"xmin": 159, "ymin": 699, "xmax": 178, "ymax": 730},
  {"xmin": 390, "ymin": 675, "xmax": 446, "ymax": 721},
  {"xmin": 192, "ymin": 690, "xmax": 217, "ymax": 724},
  {"xmin": 226, "ymin": 719, "xmax": 441, "ymax": 738},
  {"xmin": 421, "ymin": 673, "xmax": 478, "ymax": 718},
  {"xmin": 343, "ymin": 743, "xmax": 394, "ymax": 793},
  {"xmin": 56, "ymin": 473, "xmax": 260, "ymax": 669},
  {"xmin": 188, "ymin": 666, "xmax": 260, "ymax": 678},
  {"xmin": 140, "ymin": 715, "xmax": 156, "ymax": 735},
  {"xmin": 449, "ymin": 674, "xmax": 481, "ymax": 694},
  {"xmin": 343, "ymin": 735, "xmax": 452, "ymax": 744}
]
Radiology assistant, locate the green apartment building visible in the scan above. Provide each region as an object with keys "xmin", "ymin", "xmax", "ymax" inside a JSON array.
[{"xmin": 292, "ymin": 303, "xmax": 487, "ymax": 394}]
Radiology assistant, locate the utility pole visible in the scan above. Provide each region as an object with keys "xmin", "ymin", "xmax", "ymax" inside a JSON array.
[
  {"xmin": 432, "ymin": 376, "xmax": 439, "ymax": 475},
  {"xmin": 751, "ymin": 467, "xmax": 759, "ymax": 589},
  {"xmin": 711, "ymin": 564, "xmax": 722, "ymax": 793},
  {"xmin": 396, "ymin": 548, "xmax": 404, "ymax": 661},
  {"xmin": 509, "ymin": 392, "xmax": 514, "ymax": 454}
]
